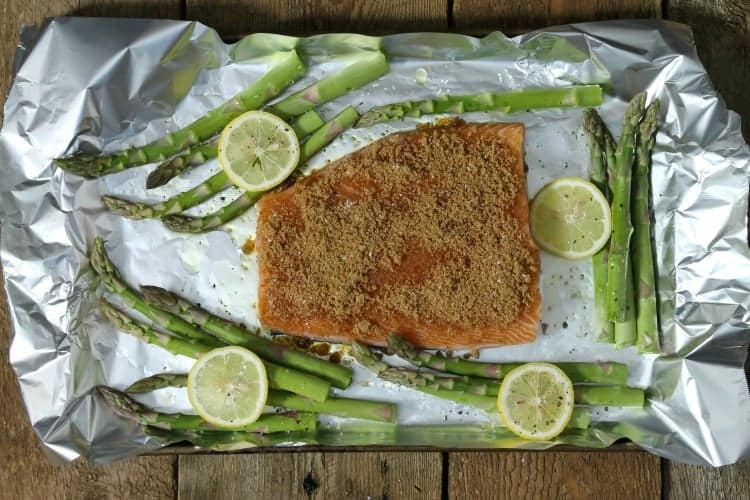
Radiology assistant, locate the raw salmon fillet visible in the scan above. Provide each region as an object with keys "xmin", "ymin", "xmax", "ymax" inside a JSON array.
[{"xmin": 256, "ymin": 120, "xmax": 541, "ymax": 348}]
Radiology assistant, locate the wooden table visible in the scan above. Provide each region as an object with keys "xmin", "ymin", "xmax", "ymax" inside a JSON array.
[{"xmin": 1, "ymin": 1, "xmax": 748, "ymax": 498}]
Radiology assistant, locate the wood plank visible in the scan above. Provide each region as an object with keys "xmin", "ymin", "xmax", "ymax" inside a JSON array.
[
  {"xmin": 449, "ymin": 451, "xmax": 661, "ymax": 499},
  {"xmin": 1, "ymin": 4, "xmax": 181, "ymax": 499},
  {"xmin": 75, "ymin": 0, "xmax": 182, "ymax": 18},
  {"xmin": 666, "ymin": 460, "xmax": 750, "ymax": 499},
  {"xmin": 0, "ymin": 274, "xmax": 177, "ymax": 499},
  {"xmin": 453, "ymin": 0, "xmax": 661, "ymax": 32},
  {"xmin": 178, "ymin": 452, "xmax": 442, "ymax": 499},
  {"xmin": 0, "ymin": 0, "xmax": 181, "ymax": 121},
  {"xmin": 185, "ymin": 0, "xmax": 448, "ymax": 37},
  {"xmin": 667, "ymin": 0, "xmax": 750, "ymax": 140},
  {"xmin": 0, "ymin": 0, "xmax": 75, "ymax": 110}
]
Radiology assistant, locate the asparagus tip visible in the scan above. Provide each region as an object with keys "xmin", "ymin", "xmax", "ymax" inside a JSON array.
[
  {"xmin": 351, "ymin": 342, "xmax": 388, "ymax": 374},
  {"xmin": 385, "ymin": 333, "xmax": 418, "ymax": 358}
]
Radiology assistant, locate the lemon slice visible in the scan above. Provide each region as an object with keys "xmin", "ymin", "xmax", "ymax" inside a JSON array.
[
  {"xmin": 187, "ymin": 346, "xmax": 268, "ymax": 428},
  {"xmin": 498, "ymin": 362, "xmax": 574, "ymax": 441},
  {"xmin": 218, "ymin": 110, "xmax": 300, "ymax": 192},
  {"xmin": 530, "ymin": 176, "xmax": 611, "ymax": 259}
]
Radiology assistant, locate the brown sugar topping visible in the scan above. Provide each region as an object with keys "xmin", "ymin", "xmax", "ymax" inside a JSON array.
[{"xmin": 258, "ymin": 121, "xmax": 538, "ymax": 339}]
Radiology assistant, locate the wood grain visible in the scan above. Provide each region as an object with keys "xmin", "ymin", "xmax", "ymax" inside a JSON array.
[
  {"xmin": 178, "ymin": 452, "xmax": 442, "ymax": 499},
  {"xmin": 453, "ymin": 0, "xmax": 661, "ymax": 31},
  {"xmin": 0, "ymin": 274, "xmax": 177, "ymax": 500},
  {"xmin": 448, "ymin": 451, "xmax": 661, "ymax": 499},
  {"xmin": 0, "ymin": 3, "xmax": 749, "ymax": 500},
  {"xmin": 185, "ymin": 0, "xmax": 448, "ymax": 37},
  {"xmin": 666, "ymin": 460, "xmax": 750, "ymax": 499},
  {"xmin": 667, "ymin": 0, "xmax": 750, "ymax": 140},
  {"xmin": 75, "ymin": 0, "xmax": 182, "ymax": 18},
  {"xmin": 0, "ymin": 0, "xmax": 75, "ymax": 109},
  {"xmin": 1, "ymin": 5, "xmax": 180, "ymax": 499}
]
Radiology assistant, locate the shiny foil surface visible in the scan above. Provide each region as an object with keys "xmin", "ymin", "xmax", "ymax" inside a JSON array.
[{"xmin": 1, "ymin": 18, "xmax": 748, "ymax": 465}]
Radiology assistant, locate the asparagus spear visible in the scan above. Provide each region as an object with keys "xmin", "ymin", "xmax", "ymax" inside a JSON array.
[
  {"xmin": 574, "ymin": 385, "xmax": 645, "ymax": 407},
  {"xmin": 146, "ymin": 138, "xmax": 220, "ymax": 189},
  {"xmin": 633, "ymin": 101, "xmax": 661, "ymax": 353},
  {"xmin": 143, "ymin": 61, "xmax": 366, "ymax": 190},
  {"xmin": 386, "ymin": 334, "xmax": 504, "ymax": 378},
  {"xmin": 98, "ymin": 385, "xmax": 317, "ymax": 433},
  {"xmin": 531, "ymin": 362, "xmax": 628, "ymax": 385},
  {"xmin": 100, "ymin": 301, "xmax": 331, "ymax": 401},
  {"xmin": 356, "ymin": 85, "xmax": 603, "ymax": 127},
  {"xmin": 380, "ymin": 367, "xmax": 644, "ymax": 410},
  {"xmin": 267, "ymin": 390, "xmax": 397, "ymax": 423},
  {"xmin": 607, "ymin": 93, "xmax": 646, "ymax": 322},
  {"xmin": 288, "ymin": 109, "xmax": 326, "ymax": 137},
  {"xmin": 354, "ymin": 340, "xmax": 629, "ymax": 385},
  {"xmin": 102, "ymin": 170, "xmax": 233, "ymax": 220},
  {"xmin": 161, "ymin": 106, "xmax": 359, "ymax": 233},
  {"xmin": 583, "ymin": 109, "xmax": 615, "ymax": 343},
  {"xmin": 145, "ymin": 426, "xmax": 315, "ymax": 450},
  {"xmin": 380, "ymin": 367, "xmax": 499, "ymax": 412},
  {"xmin": 140, "ymin": 285, "xmax": 352, "ymax": 389},
  {"xmin": 614, "ymin": 277, "xmax": 637, "ymax": 348},
  {"xmin": 55, "ymin": 51, "xmax": 306, "ymax": 177},
  {"xmin": 267, "ymin": 52, "xmax": 389, "ymax": 119},
  {"xmin": 91, "ymin": 237, "xmax": 223, "ymax": 344},
  {"xmin": 126, "ymin": 373, "xmax": 187, "ymax": 393},
  {"xmin": 100, "ymin": 300, "xmax": 215, "ymax": 358}
]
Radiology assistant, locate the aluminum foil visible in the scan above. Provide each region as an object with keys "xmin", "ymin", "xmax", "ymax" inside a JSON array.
[{"xmin": 1, "ymin": 17, "xmax": 749, "ymax": 466}]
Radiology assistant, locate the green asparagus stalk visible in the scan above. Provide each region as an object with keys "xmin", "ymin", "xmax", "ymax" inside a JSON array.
[
  {"xmin": 534, "ymin": 362, "xmax": 629, "ymax": 385},
  {"xmin": 468, "ymin": 362, "xmax": 628, "ymax": 387},
  {"xmin": 614, "ymin": 276, "xmax": 637, "ymax": 348},
  {"xmin": 143, "ymin": 110, "xmax": 323, "ymax": 190},
  {"xmin": 299, "ymin": 106, "xmax": 359, "ymax": 160},
  {"xmin": 161, "ymin": 106, "xmax": 359, "ymax": 233},
  {"xmin": 91, "ymin": 238, "xmax": 223, "ymax": 344},
  {"xmin": 98, "ymin": 385, "xmax": 317, "ymax": 433},
  {"xmin": 378, "ymin": 367, "xmax": 498, "ymax": 411},
  {"xmin": 574, "ymin": 385, "xmax": 645, "ymax": 407},
  {"xmin": 267, "ymin": 390, "xmax": 397, "ymax": 423},
  {"xmin": 100, "ymin": 300, "xmax": 331, "ymax": 401},
  {"xmin": 380, "ymin": 367, "xmax": 643, "ymax": 410},
  {"xmin": 140, "ymin": 285, "xmax": 352, "ymax": 389},
  {"xmin": 633, "ymin": 101, "xmax": 661, "ymax": 353},
  {"xmin": 379, "ymin": 368, "xmax": 498, "ymax": 408},
  {"xmin": 583, "ymin": 109, "xmax": 615, "ymax": 343},
  {"xmin": 386, "ymin": 334, "xmax": 504, "ymax": 378},
  {"xmin": 104, "ymin": 108, "xmax": 333, "ymax": 222},
  {"xmin": 265, "ymin": 362, "xmax": 331, "ymax": 402},
  {"xmin": 356, "ymin": 85, "xmax": 603, "ymax": 127},
  {"xmin": 161, "ymin": 190, "xmax": 263, "ymax": 232},
  {"xmin": 126, "ymin": 373, "xmax": 187, "ymax": 393},
  {"xmin": 146, "ymin": 138, "xmax": 220, "ymax": 189},
  {"xmin": 267, "ymin": 52, "xmax": 389, "ymax": 119},
  {"xmin": 604, "ymin": 133, "xmax": 617, "ymax": 192},
  {"xmin": 569, "ymin": 408, "xmax": 592, "ymax": 430},
  {"xmin": 354, "ymin": 340, "xmax": 629, "ymax": 385},
  {"xmin": 145, "ymin": 426, "xmax": 315, "ymax": 450},
  {"xmin": 100, "ymin": 300, "xmax": 215, "ymax": 358},
  {"xmin": 142, "ymin": 78, "xmax": 346, "ymax": 190},
  {"xmin": 607, "ymin": 93, "xmax": 646, "ymax": 322},
  {"xmin": 55, "ymin": 51, "xmax": 306, "ymax": 177},
  {"xmin": 103, "ymin": 171, "xmax": 233, "ymax": 219},
  {"xmin": 288, "ymin": 109, "xmax": 325, "ymax": 137}
]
